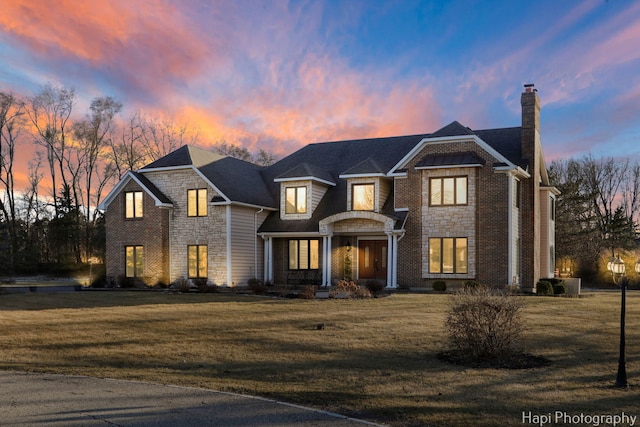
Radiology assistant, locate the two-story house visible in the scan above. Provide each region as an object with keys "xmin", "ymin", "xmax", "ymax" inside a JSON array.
[{"xmin": 100, "ymin": 84, "xmax": 558, "ymax": 292}]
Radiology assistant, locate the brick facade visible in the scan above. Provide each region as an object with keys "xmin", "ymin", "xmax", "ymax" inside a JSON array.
[{"xmin": 105, "ymin": 179, "xmax": 170, "ymax": 286}]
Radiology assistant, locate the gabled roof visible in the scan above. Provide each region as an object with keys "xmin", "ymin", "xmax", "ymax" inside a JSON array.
[
  {"xmin": 429, "ymin": 120, "xmax": 476, "ymax": 138},
  {"xmin": 98, "ymin": 171, "xmax": 173, "ymax": 210},
  {"xmin": 340, "ymin": 157, "xmax": 386, "ymax": 177},
  {"xmin": 140, "ymin": 145, "xmax": 276, "ymax": 209},
  {"xmin": 275, "ymin": 163, "xmax": 336, "ymax": 186},
  {"xmin": 142, "ymin": 145, "xmax": 225, "ymax": 169}
]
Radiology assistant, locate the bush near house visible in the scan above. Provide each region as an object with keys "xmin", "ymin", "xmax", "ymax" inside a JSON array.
[
  {"xmin": 365, "ymin": 279, "xmax": 385, "ymax": 296},
  {"xmin": 329, "ymin": 280, "xmax": 371, "ymax": 299},
  {"xmin": 248, "ymin": 278, "xmax": 267, "ymax": 294},
  {"xmin": 433, "ymin": 280, "xmax": 446, "ymax": 292},
  {"xmin": 536, "ymin": 280, "xmax": 554, "ymax": 295}
]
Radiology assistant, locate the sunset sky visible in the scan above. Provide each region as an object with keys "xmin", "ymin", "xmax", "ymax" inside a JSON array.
[{"xmin": 1, "ymin": 0, "xmax": 640, "ymax": 182}]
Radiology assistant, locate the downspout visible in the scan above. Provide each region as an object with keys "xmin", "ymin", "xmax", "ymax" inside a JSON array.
[{"xmin": 254, "ymin": 208, "xmax": 264, "ymax": 280}]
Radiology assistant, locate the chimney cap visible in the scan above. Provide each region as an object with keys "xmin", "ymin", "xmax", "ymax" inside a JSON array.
[{"xmin": 524, "ymin": 83, "xmax": 536, "ymax": 93}]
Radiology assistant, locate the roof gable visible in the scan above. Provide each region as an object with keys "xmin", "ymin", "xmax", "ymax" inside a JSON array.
[
  {"xmin": 339, "ymin": 157, "xmax": 386, "ymax": 177},
  {"xmin": 98, "ymin": 171, "xmax": 173, "ymax": 210}
]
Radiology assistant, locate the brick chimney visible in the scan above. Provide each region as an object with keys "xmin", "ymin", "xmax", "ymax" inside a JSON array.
[{"xmin": 520, "ymin": 83, "xmax": 541, "ymax": 292}]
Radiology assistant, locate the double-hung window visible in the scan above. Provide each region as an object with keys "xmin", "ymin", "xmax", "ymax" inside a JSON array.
[
  {"xmin": 125, "ymin": 191, "xmax": 143, "ymax": 218},
  {"xmin": 288, "ymin": 239, "xmax": 319, "ymax": 270},
  {"xmin": 188, "ymin": 245, "xmax": 207, "ymax": 278},
  {"xmin": 188, "ymin": 189, "xmax": 208, "ymax": 217},
  {"xmin": 125, "ymin": 245, "xmax": 144, "ymax": 277},
  {"xmin": 285, "ymin": 187, "xmax": 307, "ymax": 214},
  {"xmin": 430, "ymin": 177, "xmax": 467, "ymax": 206},
  {"xmin": 429, "ymin": 238, "xmax": 467, "ymax": 274},
  {"xmin": 352, "ymin": 183, "xmax": 375, "ymax": 211}
]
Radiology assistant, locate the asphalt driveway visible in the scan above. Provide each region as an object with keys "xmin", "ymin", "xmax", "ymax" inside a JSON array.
[{"xmin": 0, "ymin": 371, "xmax": 385, "ymax": 426}]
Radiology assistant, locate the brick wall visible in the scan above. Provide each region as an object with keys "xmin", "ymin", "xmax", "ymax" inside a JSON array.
[
  {"xmin": 395, "ymin": 140, "xmax": 511, "ymax": 288},
  {"xmin": 105, "ymin": 179, "xmax": 170, "ymax": 286}
]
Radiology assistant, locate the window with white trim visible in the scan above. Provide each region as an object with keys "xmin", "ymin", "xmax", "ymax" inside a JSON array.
[
  {"xmin": 352, "ymin": 183, "xmax": 375, "ymax": 211},
  {"xmin": 125, "ymin": 245, "xmax": 144, "ymax": 277}
]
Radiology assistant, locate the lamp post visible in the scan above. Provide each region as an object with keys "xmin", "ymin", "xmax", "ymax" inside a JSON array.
[{"xmin": 606, "ymin": 255, "xmax": 639, "ymax": 388}]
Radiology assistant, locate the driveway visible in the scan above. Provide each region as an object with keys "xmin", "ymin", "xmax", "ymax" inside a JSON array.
[{"xmin": 0, "ymin": 371, "xmax": 385, "ymax": 426}]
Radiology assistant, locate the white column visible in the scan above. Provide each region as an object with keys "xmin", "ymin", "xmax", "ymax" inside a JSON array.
[
  {"xmin": 325, "ymin": 235, "xmax": 333, "ymax": 286},
  {"xmin": 387, "ymin": 234, "xmax": 393, "ymax": 287},
  {"xmin": 391, "ymin": 234, "xmax": 398, "ymax": 288}
]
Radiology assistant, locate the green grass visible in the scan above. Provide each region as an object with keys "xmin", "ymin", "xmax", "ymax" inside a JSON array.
[{"xmin": 0, "ymin": 291, "xmax": 639, "ymax": 426}]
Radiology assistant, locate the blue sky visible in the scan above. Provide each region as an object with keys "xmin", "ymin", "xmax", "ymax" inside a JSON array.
[{"xmin": 1, "ymin": 0, "xmax": 639, "ymax": 177}]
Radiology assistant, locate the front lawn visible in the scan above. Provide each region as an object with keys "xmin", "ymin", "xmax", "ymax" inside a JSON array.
[{"xmin": 0, "ymin": 291, "xmax": 638, "ymax": 426}]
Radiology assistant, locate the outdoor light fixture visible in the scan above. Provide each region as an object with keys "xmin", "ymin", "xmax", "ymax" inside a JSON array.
[
  {"xmin": 606, "ymin": 255, "xmax": 640, "ymax": 388},
  {"xmin": 346, "ymin": 240, "xmax": 351, "ymax": 252}
]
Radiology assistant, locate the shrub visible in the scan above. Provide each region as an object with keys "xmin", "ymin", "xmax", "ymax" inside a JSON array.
[
  {"xmin": 446, "ymin": 286, "xmax": 524, "ymax": 360},
  {"xmin": 299, "ymin": 285, "xmax": 316, "ymax": 299},
  {"xmin": 365, "ymin": 279, "xmax": 385, "ymax": 296},
  {"xmin": 536, "ymin": 280, "xmax": 553, "ymax": 295},
  {"xmin": 464, "ymin": 281, "xmax": 481, "ymax": 291},
  {"xmin": 172, "ymin": 277, "xmax": 191, "ymax": 293},
  {"xmin": 553, "ymin": 282, "xmax": 567, "ymax": 295},
  {"xmin": 433, "ymin": 280, "xmax": 446, "ymax": 292},
  {"xmin": 247, "ymin": 278, "xmax": 267, "ymax": 294},
  {"xmin": 329, "ymin": 280, "xmax": 371, "ymax": 299}
]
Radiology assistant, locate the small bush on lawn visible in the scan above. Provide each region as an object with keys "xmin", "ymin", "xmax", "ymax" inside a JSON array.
[
  {"xmin": 433, "ymin": 280, "xmax": 446, "ymax": 292},
  {"xmin": 446, "ymin": 286, "xmax": 524, "ymax": 362},
  {"xmin": 536, "ymin": 280, "xmax": 554, "ymax": 295},
  {"xmin": 299, "ymin": 285, "xmax": 316, "ymax": 299},
  {"xmin": 248, "ymin": 278, "xmax": 267, "ymax": 294},
  {"xmin": 329, "ymin": 280, "xmax": 371, "ymax": 299},
  {"xmin": 365, "ymin": 279, "xmax": 385, "ymax": 296}
]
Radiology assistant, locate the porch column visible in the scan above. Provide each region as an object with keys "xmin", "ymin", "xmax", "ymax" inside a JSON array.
[
  {"xmin": 263, "ymin": 237, "xmax": 273, "ymax": 283},
  {"xmin": 387, "ymin": 233, "xmax": 394, "ymax": 288},
  {"xmin": 391, "ymin": 234, "xmax": 398, "ymax": 288},
  {"xmin": 324, "ymin": 235, "xmax": 333, "ymax": 287}
]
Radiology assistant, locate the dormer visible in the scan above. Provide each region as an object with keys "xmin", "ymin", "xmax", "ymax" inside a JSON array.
[
  {"xmin": 274, "ymin": 163, "xmax": 335, "ymax": 220},
  {"xmin": 339, "ymin": 158, "xmax": 392, "ymax": 213}
]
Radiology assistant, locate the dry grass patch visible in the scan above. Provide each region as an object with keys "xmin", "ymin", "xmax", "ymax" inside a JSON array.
[{"xmin": 0, "ymin": 291, "xmax": 639, "ymax": 426}]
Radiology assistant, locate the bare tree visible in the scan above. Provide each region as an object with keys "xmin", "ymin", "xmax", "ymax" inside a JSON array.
[
  {"xmin": 139, "ymin": 114, "xmax": 198, "ymax": 161},
  {"xmin": 26, "ymin": 83, "xmax": 76, "ymax": 217},
  {"xmin": 107, "ymin": 112, "xmax": 148, "ymax": 178},
  {"xmin": 0, "ymin": 91, "xmax": 26, "ymax": 269}
]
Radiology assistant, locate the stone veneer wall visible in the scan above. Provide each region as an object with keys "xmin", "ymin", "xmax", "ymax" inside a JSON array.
[
  {"xmin": 105, "ymin": 179, "xmax": 169, "ymax": 286},
  {"xmin": 395, "ymin": 140, "xmax": 512, "ymax": 287},
  {"xmin": 143, "ymin": 169, "xmax": 228, "ymax": 285},
  {"xmin": 421, "ymin": 167, "xmax": 477, "ymax": 280}
]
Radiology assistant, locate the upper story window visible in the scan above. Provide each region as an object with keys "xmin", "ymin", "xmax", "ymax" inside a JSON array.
[
  {"xmin": 125, "ymin": 191, "xmax": 143, "ymax": 219},
  {"xmin": 430, "ymin": 176, "xmax": 467, "ymax": 206},
  {"xmin": 187, "ymin": 189, "xmax": 208, "ymax": 217},
  {"xmin": 285, "ymin": 186, "xmax": 307, "ymax": 214},
  {"xmin": 352, "ymin": 183, "xmax": 375, "ymax": 211}
]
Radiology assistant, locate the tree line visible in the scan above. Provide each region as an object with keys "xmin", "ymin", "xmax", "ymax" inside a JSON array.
[
  {"xmin": 550, "ymin": 155, "xmax": 639, "ymax": 282},
  {"xmin": 0, "ymin": 83, "xmax": 275, "ymax": 276}
]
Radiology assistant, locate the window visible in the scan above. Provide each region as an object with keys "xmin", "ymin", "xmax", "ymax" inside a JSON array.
[
  {"xmin": 285, "ymin": 187, "xmax": 307, "ymax": 214},
  {"xmin": 125, "ymin": 246, "xmax": 144, "ymax": 277},
  {"xmin": 288, "ymin": 239, "xmax": 319, "ymax": 270},
  {"xmin": 125, "ymin": 191, "xmax": 143, "ymax": 218},
  {"xmin": 188, "ymin": 245, "xmax": 207, "ymax": 278},
  {"xmin": 430, "ymin": 177, "xmax": 467, "ymax": 206},
  {"xmin": 352, "ymin": 183, "xmax": 375, "ymax": 211},
  {"xmin": 188, "ymin": 189, "xmax": 208, "ymax": 217},
  {"xmin": 429, "ymin": 238, "xmax": 467, "ymax": 274}
]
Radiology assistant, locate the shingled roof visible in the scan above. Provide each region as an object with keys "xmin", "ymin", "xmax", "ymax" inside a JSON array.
[{"xmin": 141, "ymin": 145, "xmax": 276, "ymax": 208}]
